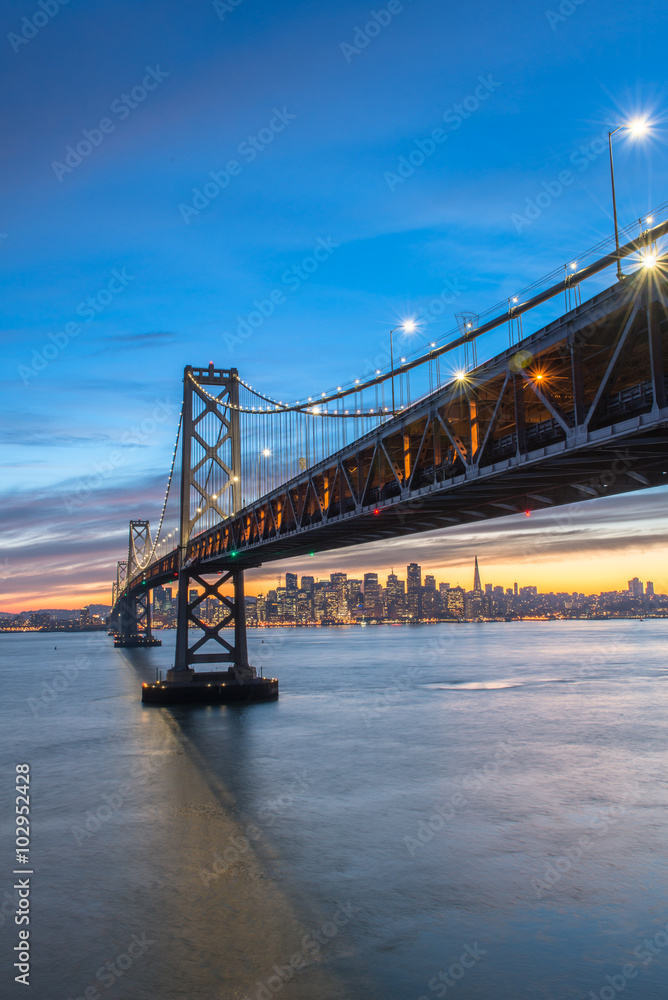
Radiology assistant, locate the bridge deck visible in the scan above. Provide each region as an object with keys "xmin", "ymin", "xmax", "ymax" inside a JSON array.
[{"xmin": 134, "ymin": 269, "xmax": 668, "ymax": 591}]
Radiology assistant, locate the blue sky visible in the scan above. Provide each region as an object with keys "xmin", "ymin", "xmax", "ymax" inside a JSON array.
[{"xmin": 1, "ymin": 0, "xmax": 667, "ymax": 608}]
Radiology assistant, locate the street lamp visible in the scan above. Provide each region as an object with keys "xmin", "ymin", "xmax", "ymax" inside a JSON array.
[
  {"xmin": 608, "ymin": 119, "xmax": 649, "ymax": 281},
  {"xmin": 389, "ymin": 320, "xmax": 416, "ymax": 414}
]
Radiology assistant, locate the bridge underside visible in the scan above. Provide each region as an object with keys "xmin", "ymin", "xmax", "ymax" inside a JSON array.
[{"xmin": 130, "ymin": 268, "xmax": 667, "ymax": 597}]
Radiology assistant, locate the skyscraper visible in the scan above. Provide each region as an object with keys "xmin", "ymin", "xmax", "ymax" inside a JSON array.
[
  {"xmin": 407, "ymin": 563, "xmax": 421, "ymax": 592},
  {"xmin": 285, "ymin": 572, "xmax": 298, "ymax": 592},
  {"xmin": 473, "ymin": 556, "xmax": 482, "ymax": 593},
  {"xmin": 363, "ymin": 573, "xmax": 381, "ymax": 614}
]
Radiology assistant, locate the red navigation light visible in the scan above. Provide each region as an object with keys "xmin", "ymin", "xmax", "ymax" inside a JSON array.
[
  {"xmin": 373, "ymin": 508, "xmax": 380, "ymax": 515},
  {"xmin": 524, "ymin": 510, "xmax": 531, "ymax": 517}
]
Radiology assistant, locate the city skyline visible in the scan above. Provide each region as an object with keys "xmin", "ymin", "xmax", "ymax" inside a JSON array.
[
  {"xmin": 3, "ymin": 482, "xmax": 666, "ymax": 612},
  {"xmin": 2, "ymin": 552, "xmax": 664, "ymax": 617}
]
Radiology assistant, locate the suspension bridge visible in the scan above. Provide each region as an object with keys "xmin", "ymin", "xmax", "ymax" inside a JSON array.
[{"xmin": 109, "ymin": 217, "xmax": 668, "ymax": 704}]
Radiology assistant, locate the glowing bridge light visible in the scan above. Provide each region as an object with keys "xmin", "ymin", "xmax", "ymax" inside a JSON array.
[
  {"xmin": 524, "ymin": 510, "xmax": 531, "ymax": 517},
  {"xmin": 373, "ymin": 508, "xmax": 380, "ymax": 515},
  {"xmin": 628, "ymin": 118, "xmax": 649, "ymax": 136},
  {"xmin": 402, "ymin": 319, "xmax": 417, "ymax": 332},
  {"xmin": 570, "ymin": 262, "xmax": 577, "ymax": 270}
]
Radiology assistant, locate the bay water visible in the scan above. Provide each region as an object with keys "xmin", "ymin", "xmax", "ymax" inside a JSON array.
[{"xmin": 1, "ymin": 620, "xmax": 667, "ymax": 999}]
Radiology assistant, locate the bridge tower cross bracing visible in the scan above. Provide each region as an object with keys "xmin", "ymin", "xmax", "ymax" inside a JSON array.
[
  {"xmin": 171, "ymin": 364, "xmax": 256, "ymax": 682},
  {"xmin": 115, "ymin": 523, "xmax": 159, "ymax": 646}
]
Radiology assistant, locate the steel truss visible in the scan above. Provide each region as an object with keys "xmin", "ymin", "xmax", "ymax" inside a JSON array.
[
  {"xmin": 114, "ymin": 526, "xmax": 161, "ymax": 647},
  {"xmin": 183, "ymin": 269, "xmax": 668, "ymax": 567},
  {"xmin": 128, "ymin": 520, "xmax": 152, "ymax": 581},
  {"xmin": 172, "ymin": 366, "xmax": 254, "ymax": 678},
  {"xmin": 115, "ymin": 268, "xmax": 668, "ymax": 654}
]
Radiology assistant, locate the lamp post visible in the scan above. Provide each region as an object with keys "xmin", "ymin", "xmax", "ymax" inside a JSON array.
[
  {"xmin": 389, "ymin": 320, "xmax": 416, "ymax": 414},
  {"xmin": 607, "ymin": 119, "xmax": 649, "ymax": 281}
]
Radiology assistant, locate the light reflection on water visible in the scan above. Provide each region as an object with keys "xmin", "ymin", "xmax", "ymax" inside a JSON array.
[{"xmin": 1, "ymin": 620, "xmax": 667, "ymax": 999}]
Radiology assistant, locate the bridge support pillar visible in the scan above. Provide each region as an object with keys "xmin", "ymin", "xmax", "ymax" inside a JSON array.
[
  {"xmin": 169, "ymin": 565, "xmax": 256, "ymax": 683},
  {"xmin": 114, "ymin": 588, "xmax": 161, "ymax": 648}
]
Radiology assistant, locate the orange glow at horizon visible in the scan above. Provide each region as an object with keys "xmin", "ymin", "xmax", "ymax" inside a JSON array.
[
  {"xmin": 3, "ymin": 557, "xmax": 661, "ymax": 615},
  {"xmin": 241, "ymin": 551, "xmax": 668, "ymax": 597},
  {"xmin": 1, "ymin": 543, "xmax": 667, "ymax": 615}
]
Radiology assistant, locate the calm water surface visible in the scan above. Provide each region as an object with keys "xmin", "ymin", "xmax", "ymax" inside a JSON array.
[{"xmin": 1, "ymin": 621, "xmax": 667, "ymax": 999}]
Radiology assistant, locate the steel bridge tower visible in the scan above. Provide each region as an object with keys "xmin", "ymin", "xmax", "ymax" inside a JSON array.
[
  {"xmin": 114, "ymin": 524, "xmax": 161, "ymax": 647},
  {"xmin": 167, "ymin": 364, "xmax": 257, "ymax": 683}
]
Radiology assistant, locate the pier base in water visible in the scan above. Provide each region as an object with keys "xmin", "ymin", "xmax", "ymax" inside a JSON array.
[
  {"xmin": 141, "ymin": 668, "xmax": 278, "ymax": 705},
  {"xmin": 114, "ymin": 636, "xmax": 162, "ymax": 648}
]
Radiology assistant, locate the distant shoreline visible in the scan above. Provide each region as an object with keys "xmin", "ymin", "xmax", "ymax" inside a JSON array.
[{"xmin": 3, "ymin": 616, "xmax": 666, "ymax": 636}]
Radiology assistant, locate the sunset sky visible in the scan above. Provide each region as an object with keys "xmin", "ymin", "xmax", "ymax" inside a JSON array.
[{"xmin": 1, "ymin": 0, "xmax": 667, "ymax": 612}]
